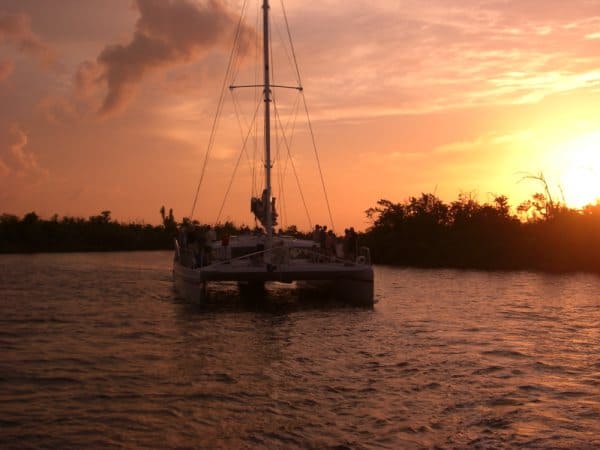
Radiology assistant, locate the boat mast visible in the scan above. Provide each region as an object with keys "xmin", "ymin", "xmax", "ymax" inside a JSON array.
[{"xmin": 262, "ymin": 0, "xmax": 273, "ymax": 245}]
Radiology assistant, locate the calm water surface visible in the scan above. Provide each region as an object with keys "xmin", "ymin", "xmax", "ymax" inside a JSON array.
[{"xmin": 1, "ymin": 252, "xmax": 599, "ymax": 449}]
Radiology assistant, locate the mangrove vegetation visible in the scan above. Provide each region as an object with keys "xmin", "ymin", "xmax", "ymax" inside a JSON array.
[
  {"xmin": 2, "ymin": 189, "xmax": 600, "ymax": 274},
  {"xmin": 362, "ymin": 192, "xmax": 600, "ymax": 272}
]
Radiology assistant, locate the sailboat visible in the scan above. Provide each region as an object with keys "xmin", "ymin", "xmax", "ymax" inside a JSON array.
[{"xmin": 172, "ymin": 0, "xmax": 374, "ymax": 305}]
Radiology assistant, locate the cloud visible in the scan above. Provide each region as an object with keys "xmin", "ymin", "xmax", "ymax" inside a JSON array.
[
  {"xmin": 78, "ymin": 0, "xmax": 256, "ymax": 116},
  {"xmin": 74, "ymin": 60, "xmax": 102, "ymax": 99},
  {"xmin": 0, "ymin": 59, "xmax": 13, "ymax": 80},
  {"xmin": 0, "ymin": 123, "xmax": 47, "ymax": 176},
  {"xmin": 0, "ymin": 156, "xmax": 9, "ymax": 176},
  {"xmin": 9, "ymin": 124, "xmax": 38, "ymax": 171},
  {"xmin": 433, "ymin": 131, "xmax": 534, "ymax": 155},
  {"xmin": 36, "ymin": 95, "xmax": 77, "ymax": 125},
  {"xmin": 0, "ymin": 11, "xmax": 56, "ymax": 67},
  {"xmin": 279, "ymin": 1, "xmax": 600, "ymax": 120}
]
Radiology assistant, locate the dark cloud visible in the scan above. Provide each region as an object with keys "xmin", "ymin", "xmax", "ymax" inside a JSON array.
[
  {"xmin": 78, "ymin": 0, "xmax": 255, "ymax": 116},
  {"xmin": 0, "ymin": 12, "xmax": 56, "ymax": 67}
]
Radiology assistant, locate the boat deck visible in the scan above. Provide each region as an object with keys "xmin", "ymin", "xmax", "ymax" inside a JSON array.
[{"xmin": 196, "ymin": 262, "xmax": 372, "ymax": 283}]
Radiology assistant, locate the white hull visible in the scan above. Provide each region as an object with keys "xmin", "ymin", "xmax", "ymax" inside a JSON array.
[
  {"xmin": 173, "ymin": 261, "xmax": 208, "ymax": 303},
  {"xmin": 173, "ymin": 256, "xmax": 374, "ymax": 306}
]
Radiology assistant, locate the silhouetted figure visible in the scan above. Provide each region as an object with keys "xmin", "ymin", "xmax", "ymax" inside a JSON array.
[
  {"xmin": 221, "ymin": 232, "xmax": 230, "ymax": 247},
  {"xmin": 346, "ymin": 227, "xmax": 357, "ymax": 261},
  {"xmin": 220, "ymin": 231, "xmax": 231, "ymax": 260},
  {"xmin": 312, "ymin": 224, "xmax": 321, "ymax": 243},
  {"xmin": 320, "ymin": 225, "xmax": 327, "ymax": 253},
  {"xmin": 325, "ymin": 230, "xmax": 336, "ymax": 259}
]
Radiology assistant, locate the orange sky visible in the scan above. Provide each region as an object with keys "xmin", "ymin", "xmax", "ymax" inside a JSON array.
[{"xmin": 1, "ymin": 0, "xmax": 600, "ymax": 231}]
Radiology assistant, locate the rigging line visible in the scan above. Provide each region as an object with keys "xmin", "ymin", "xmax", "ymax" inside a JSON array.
[
  {"xmin": 190, "ymin": 0, "xmax": 249, "ymax": 219},
  {"xmin": 230, "ymin": 90, "xmax": 248, "ymax": 142},
  {"xmin": 279, "ymin": 0, "xmax": 302, "ymax": 87},
  {"xmin": 280, "ymin": 93, "xmax": 301, "ymax": 188},
  {"xmin": 229, "ymin": 3, "xmax": 249, "ymax": 88},
  {"xmin": 273, "ymin": 98, "xmax": 313, "ymax": 229},
  {"xmin": 273, "ymin": 89, "xmax": 304, "ymax": 229},
  {"xmin": 215, "ymin": 95, "xmax": 263, "ymax": 225},
  {"xmin": 274, "ymin": 98, "xmax": 299, "ymax": 228},
  {"xmin": 278, "ymin": 91, "xmax": 299, "ymax": 184},
  {"xmin": 230, "ymin": 90, "xmax": 258, "ymax": 171},
  {"xmin": 252, "ymin": 0, "xmax": 261, "ymax": 198},
  {"xmin": 269, "ymin": 35, "xmax": 287, "ymax": 230},
  {"xmin": 282, "ymin": 89, "xmax": 300, "ymax": 151},
  {"xmin": 273, "ymin": 110, "xmax": 286, "ymax": 228},
  {"xmin": 270, "ymin": 93, "xmax": 285, "ymax": 226},
  {"xmin": 281, "ymin": 0, "xmax": 334, "ymax": 231},
  {"xmin": 280, "ymin": 0, "xmax": 335, "ymax": 231},
  {"xmin": 272, "ymin": 11, "xmax": 297, "ymax": 83},
  {"xmin": 275, "ymin": 89, "xmax": 300, "ymax": 228},
  {"xmin": 278, "ymin": 109, "xmax": 310, "ymax": 230},
  {"xmin": 274, "ymin": 106, "xmax": 287, "ymax": 228},
  {"xmin": 301, "ymin": 91, "xmax": 334, "ymax": 232},
  {"xmin": 274, "ymin": 3, "xmax": 301, "ymax": 161},
  {"xmin": 274, "ymin": 95, "xmax": 291, "ymax": 228}
]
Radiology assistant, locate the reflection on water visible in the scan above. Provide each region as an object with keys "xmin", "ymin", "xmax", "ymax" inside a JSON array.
[{"xmin": 1, "ymin": 252, "xmax": 599, "ymax": 448}]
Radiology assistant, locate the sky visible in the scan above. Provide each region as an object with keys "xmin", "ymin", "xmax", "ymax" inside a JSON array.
[{"xmin": 1, "ymin": 0, "xmax": 600, "ymax": 231}]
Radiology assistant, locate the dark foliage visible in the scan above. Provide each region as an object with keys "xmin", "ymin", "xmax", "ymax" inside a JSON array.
[
  {"xmin": 0, "ymin": 206, "xmax": 311, "ymax": 254},
  {"xmin": 362, "ymin": 193, "xmax": 600, "ymax": 273},
  {"xmin": 4, "ymin": 195, "xmax": 600, "ymax": 274},
  {"xmin": 0, "ymin": 210, "xmax": 175, "ymax": 253}
]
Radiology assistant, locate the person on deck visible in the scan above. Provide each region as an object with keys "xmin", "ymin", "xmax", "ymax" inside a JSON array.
[
  {"xmin": 312, "ymin": 224, "xmax": 321, "ymax": 243},
  {"xmin": 347, "ymin": 227, "xmax": 357, "ymax": 261},
  {"xmin": 320, "ymin": 226, "xmax": 327, "ymax": 254},
  {"xmin": 325, "ymin": 230, "xmax": 336, "ymax": 260}
]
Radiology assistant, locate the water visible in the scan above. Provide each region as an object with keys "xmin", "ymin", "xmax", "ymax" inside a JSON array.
[{"xmin": 1, "ymin": 252, "xmax": 599, "ymax": 449}]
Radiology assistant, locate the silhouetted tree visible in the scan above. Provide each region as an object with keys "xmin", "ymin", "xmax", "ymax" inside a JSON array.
[
  {"xmin": 3, "ymin": 195, "xmax": 600, "ymax": 274},
  {"xmin": 363, "ymin": 191, "xmax": 600, "ymax": 272}
]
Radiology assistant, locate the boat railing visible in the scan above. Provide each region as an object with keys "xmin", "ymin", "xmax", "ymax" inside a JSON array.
[
  {"xmin": 206, "ymin": 247, "xmax": 273, "ymax": 268},
  {"xmin": 205, "ymin": 244, "xmax": 370, "ymax": 269}
]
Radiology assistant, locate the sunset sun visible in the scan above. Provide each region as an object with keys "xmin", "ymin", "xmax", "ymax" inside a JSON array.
[{"xmin": 557, "ymin": 132, "xmax": 600, "ymax": 209}]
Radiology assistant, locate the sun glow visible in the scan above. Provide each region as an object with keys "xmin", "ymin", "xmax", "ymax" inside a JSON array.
[{"xmin": 556, "ymin": 132, "xmax": 600, "ymax": 209}]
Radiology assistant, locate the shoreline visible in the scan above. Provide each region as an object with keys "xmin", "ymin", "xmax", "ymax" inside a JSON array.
[{"xmin": 2, "ymin": 248, "xmax": 599, "ymax": 277}]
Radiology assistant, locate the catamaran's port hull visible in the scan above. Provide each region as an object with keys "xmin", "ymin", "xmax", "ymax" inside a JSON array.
[{"xmin": 173, "ymin": 261, "xmax": 374, "ymax": 305}]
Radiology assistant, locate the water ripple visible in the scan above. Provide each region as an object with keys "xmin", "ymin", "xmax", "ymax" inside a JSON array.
[{"xmin": 0, "ymin": 255, "xmax": 599, "ymax": 448}]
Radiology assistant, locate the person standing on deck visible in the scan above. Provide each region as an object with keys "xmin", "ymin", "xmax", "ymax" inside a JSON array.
[
  {"xmin": 320, "ymin": 225, "xmax": 327, "ymax": 255},
  {"xmin": 325, "ymin": 230, "xmax": 336, "ymax": 260},
  {"xmin": 312, "ymin": 224, "xmax": 321, "ymax": 243},
  {"xmin": 347, "ymin": 227, "xmax": 357, "ymax": 261}
]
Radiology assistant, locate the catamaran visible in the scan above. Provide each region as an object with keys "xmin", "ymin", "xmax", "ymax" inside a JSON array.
[{"xmin": 173, "ymin": 0, "xmax": 374, "ymax": 305}]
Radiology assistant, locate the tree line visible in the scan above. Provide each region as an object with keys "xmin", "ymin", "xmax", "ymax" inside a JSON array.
[
  {"xmin": 2, "ymin": 189, "xmax": 600, "ymax": 274},
  {"xmin": 361, "ymin": 192, "xmax": 600, "ymax": 272},
  {"xmin": 0, "ymin": 207, "xmax": 307, "ymax": 254},
  {"xmin": 0, "ymin": 210, "xmax": 172, "ymax": 253}
]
